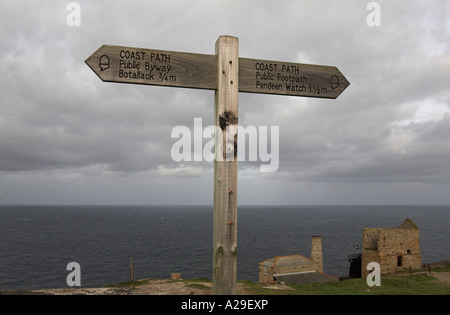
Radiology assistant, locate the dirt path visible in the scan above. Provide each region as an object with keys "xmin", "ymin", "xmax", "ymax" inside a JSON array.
[
  {"xmin": 432, "ymin": 272, "xmax": 450, "ymax": 286},
  {"xmin": 1, "ymin": 279, "xmax": 251, "ymax": 295}
]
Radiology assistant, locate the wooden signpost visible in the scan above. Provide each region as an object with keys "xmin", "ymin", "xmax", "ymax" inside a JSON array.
[
  {"xmin": 239, "ymin": 57, "xmax": 349, "ymax": 99},
  {"xmin": 85, "ymin": 44, "xmax": 350, "ymax": 98},
  {"xmin": 86, "ymin": 36, "xmax": 349, "ymax": 295},
  {"xmin": 85, "ymin": 45, "xmax": 217, "ymax": 90}
]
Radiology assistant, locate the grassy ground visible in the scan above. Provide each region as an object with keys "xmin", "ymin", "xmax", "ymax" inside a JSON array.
[
  {"xmin": 241, "ymin": 269, "xmax": 450, "ymax": 295},
  {"xmin": 3, "ymin": 268, "xmax": 448, "ymax": 295},
  {"xmin": 103, "ymin": 268, "xmax": 449, "ymax": 295}
]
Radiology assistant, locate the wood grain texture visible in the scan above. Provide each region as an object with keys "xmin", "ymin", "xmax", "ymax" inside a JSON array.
[
  {"xmin": 213, "ymin": 36, "xmax": 239, "ymax": 295},
  {"xmin": 85, "ymin": 45, "xmax": 217, "ymax": 90},
  {"xmin": 86, "ymin": 45, "xmax": 350, "ymax": 98},
  {"xmin": 239, "ymin": 57, "xmax": 350, "ymax": 99}
]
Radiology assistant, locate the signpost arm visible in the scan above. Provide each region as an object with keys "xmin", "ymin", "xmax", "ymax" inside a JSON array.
[{"xmin": 213, "ymin": 36, "xmax": 239, "ymax": 295}]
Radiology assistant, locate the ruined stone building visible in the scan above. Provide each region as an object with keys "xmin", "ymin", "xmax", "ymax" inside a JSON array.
[
  {"xmin": 361, "ymin": 219, "xmax": 421, "ymax": 278},
  {"xmin": 258, "ymin": 236, "xmax": 337, "ymax": 285}
]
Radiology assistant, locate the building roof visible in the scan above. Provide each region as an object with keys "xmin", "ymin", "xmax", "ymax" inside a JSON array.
[
  {"xmin": 398, "ymin": 218, "xmax": 419, "ymax": 229},
  {"xmin": 274, "ymin": 271, "xmax": 338, "ymax": 285},
  {"xmin": 259, "ymin": 254, "xmax": 317, "ymax": 268},
  {"xmin": 363, "ymin": 218, "xmax": 419, "ymax": 232}
]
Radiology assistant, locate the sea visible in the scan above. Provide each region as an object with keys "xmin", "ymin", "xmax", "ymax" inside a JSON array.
[{"xmin": 0, "ymin": 205, "xmax": 448, "ymax": 290}]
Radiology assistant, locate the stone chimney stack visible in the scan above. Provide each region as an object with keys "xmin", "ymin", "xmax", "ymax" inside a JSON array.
[{"xmin": 311, "ymin": 236, "xmax": 323, "ymax": 273}]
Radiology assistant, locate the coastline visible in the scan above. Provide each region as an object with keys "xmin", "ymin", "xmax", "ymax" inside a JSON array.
[{"xmin": 2, "ymin": 266, "xmax": 449, "ymax": 295}]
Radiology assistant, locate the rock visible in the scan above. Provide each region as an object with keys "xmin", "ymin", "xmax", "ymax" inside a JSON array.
[{"xmin": 171, "ymin": 273, "xmax": 182, "ymax": 280}]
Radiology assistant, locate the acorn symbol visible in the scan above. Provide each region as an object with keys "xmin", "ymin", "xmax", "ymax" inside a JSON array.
[
  {"xmin": 330, "ymin": 75, "xmax": 339, "ymax": 89},
  {"xmin": 99, "ymin": 54, "xmax": 110, "ymax": 71}
]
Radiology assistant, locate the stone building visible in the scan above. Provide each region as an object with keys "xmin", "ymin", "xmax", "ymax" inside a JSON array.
[
  {"xmin": 258, "ymin": 236, "xmax": 337, "ymax": 285},
  {"xmin": 361, "ymin": 219, "xmax": 421, "ymax": 277}
]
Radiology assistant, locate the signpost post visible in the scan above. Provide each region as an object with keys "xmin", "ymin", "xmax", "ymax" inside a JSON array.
[{"xmin": 85, "ymin": 35, "xmax": 350, "ymax": 295}]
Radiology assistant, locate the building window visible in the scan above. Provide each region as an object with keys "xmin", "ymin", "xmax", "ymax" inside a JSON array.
[
  {"xmin": 397, "ymin": 255, "xmax": 403, "ymax": 267},
  {"xmin": 407, "ymin": 249, "xmax": 411, "ymax": 254}
]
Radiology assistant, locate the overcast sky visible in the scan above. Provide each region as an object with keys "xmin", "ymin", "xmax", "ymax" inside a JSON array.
[{"xmin": 0, "ymin": 0, "xmax": 449, "ymax": 205}]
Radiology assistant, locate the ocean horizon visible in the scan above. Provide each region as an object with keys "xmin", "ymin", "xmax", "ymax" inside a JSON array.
[{"xmin": 1, "ymin": 204, "xmax": 449, "ymax": 290}]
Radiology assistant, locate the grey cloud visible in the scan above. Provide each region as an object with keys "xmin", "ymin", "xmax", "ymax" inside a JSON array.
[{"xmin": 0, "ymin": 0, "xmax": 449, "ymax": 205}]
